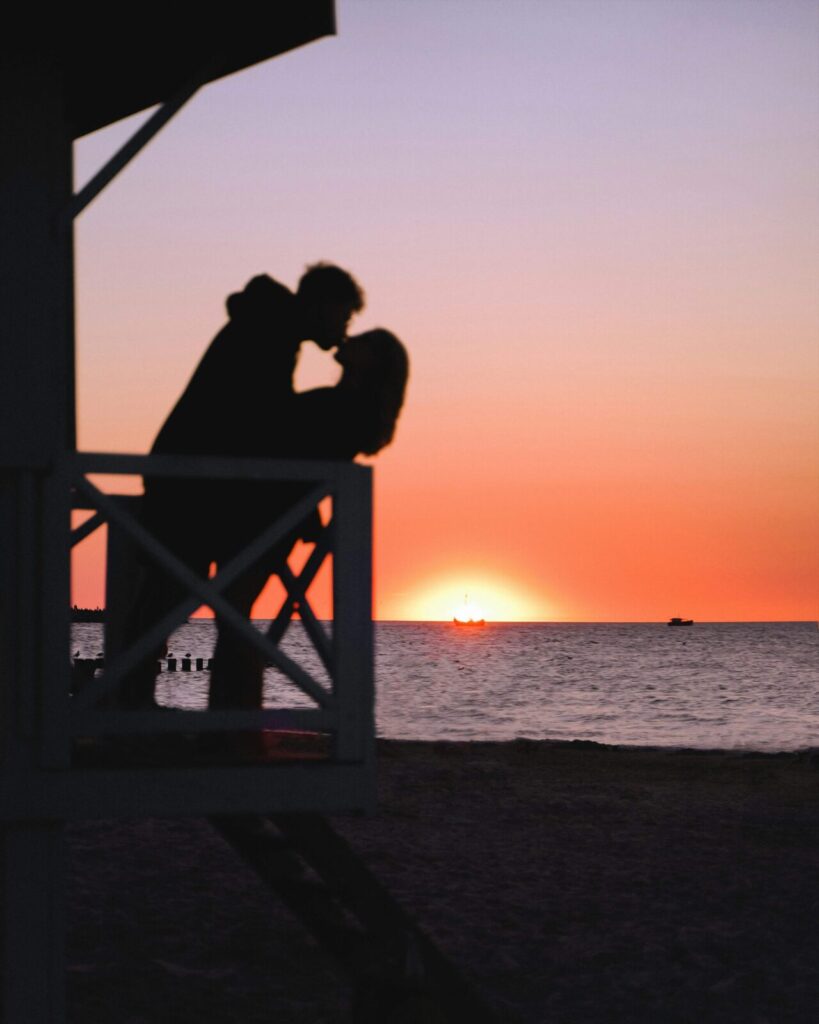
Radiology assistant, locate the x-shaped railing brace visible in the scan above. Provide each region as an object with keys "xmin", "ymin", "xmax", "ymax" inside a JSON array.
[{"xmin": 71, "ymin": 475, "xmax": 335, "ymax": 717}]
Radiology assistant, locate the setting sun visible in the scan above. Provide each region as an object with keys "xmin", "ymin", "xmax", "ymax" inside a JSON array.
[
  {"xmin": 453, "ymin": 596, "xmax": 485, "ymax": 624},
  {"xmin": 399, "ymin": 572, "xmax": 551, "ymax": 623}
]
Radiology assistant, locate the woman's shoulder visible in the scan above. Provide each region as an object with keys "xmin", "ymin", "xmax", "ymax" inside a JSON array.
[{"xmin": 288, "ymin": 386, "xmax": 369, "ymax": 458}]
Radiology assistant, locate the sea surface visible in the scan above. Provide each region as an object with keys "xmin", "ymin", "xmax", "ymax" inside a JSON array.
[{"xmin": 71, "ymin": 621, "xmax": 819, "ymax": 752}]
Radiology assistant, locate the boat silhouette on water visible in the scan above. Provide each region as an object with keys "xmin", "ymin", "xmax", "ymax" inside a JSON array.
[
  {"xmin": 453, "ymin": 595, "xmax": 486, "ymax": 627},
  {"xmin": 668, "ymin": 617, "xmax": 694, "ymax": 627}
]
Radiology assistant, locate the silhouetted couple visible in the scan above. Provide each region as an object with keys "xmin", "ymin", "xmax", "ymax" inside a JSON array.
[{"xmin": 121, "ymin": 263, "xmax": 408, "ymax": 713}]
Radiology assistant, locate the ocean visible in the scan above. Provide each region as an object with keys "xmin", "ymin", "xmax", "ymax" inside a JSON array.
[{"xmin": 71, "ymin": 621, "xmax": 819, "ymax": 752}]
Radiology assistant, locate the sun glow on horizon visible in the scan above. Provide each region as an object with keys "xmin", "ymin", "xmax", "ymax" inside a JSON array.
[
  {"xmin": 400, "ymin": 573, "xmax": 553, "ymax": 623},
  {"xmin": 452, "ymin": 595, "xmax": 485, "ymax": 623}
]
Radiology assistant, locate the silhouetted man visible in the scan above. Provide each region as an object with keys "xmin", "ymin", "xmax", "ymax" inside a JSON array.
[{"xmin": 121, "ymin": 263, "xmax": 365, "ymax": 709}]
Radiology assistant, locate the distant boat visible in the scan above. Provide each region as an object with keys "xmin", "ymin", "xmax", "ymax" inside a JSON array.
[
  {"xmin": 668, "ymin": 617, "xmax": 694, "ymax": 627},
  {"xmin": 453, "ymin": 594, "xmax": 486, "ymax": 627}
]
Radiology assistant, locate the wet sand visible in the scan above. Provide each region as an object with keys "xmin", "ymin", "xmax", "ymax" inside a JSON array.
[{"xmin": 67, "ymin": 739, "xmax": 819, "ymax": 1023}]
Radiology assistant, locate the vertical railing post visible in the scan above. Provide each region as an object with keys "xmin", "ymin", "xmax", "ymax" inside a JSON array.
[
  {"xmin": 0, "ymin": 50, "xmax": 72, "ymax": 1024},
  {"xmin": 104, "ymin": 496, "xmax": 143, "ymax": 667},
  {"xmin": 0, "ymin": 472, "xmax": 69, "ymax": 1024},
  {"xmin": 40, "ymin": 465, "xmax": 72, "ymax": 769},
  {"xmin": 331, "ymin": 466, "xmax": 374, "ymax": 766}
]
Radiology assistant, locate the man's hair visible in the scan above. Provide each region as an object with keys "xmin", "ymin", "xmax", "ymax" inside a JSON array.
[{"xmin": 297, "ymin": 262, "xmax": 365, "ymax": 312}]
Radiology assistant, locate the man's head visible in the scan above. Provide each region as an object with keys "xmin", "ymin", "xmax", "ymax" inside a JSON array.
[{"xmin": 295, "ymin": 262, "xmax": 365, "ymax": 350}]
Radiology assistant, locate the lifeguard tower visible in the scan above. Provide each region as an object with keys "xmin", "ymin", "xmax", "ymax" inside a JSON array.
[{"xmin": 0, "ymin": 9, "xmax": 498, "ymax": 1022}]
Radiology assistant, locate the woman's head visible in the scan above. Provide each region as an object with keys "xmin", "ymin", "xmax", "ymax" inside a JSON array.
[{"xmin": 336, "ymin": 329, "xmax": 409, "ymax": 454}]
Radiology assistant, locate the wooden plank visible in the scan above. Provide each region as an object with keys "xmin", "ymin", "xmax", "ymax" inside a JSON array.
[
  {"xmin": 103, "ymin": 497, "xmax": 141, "ymax": 681},
  {"xmin": 60, "ymin": 77, "xmax": 203, "ymax": 225},
  {"xmin": 39, "ymin": 467, "xmax": 72, "ymax": 768},
  {"xmin": 0, "ymin": 58, "xmax": 72, "ymax": 1019},
  {"xmin": 272, "ymin": 814, "xmax": 501, "ymax": 1024},
  {"xmin": 69, "ymin": 509, "xmax": 104, "ymax": 547},
  {"xmin": 276, "ymin": 534, "xmax": 334, "ymax": 671},
  {"xmin": 210, "ymin": 815, "xmax": 386, "ymax": 986},
  {"xmin": 0, "ymin": 52, "xmax": 73, "ymax": 467},
  {"xmin": 0, "ymin": 763, "xmax": 374, "ymax": 820},
  {"xmin": 332, "ymin": 472, "xmax": 374, "ymax": 763},
  {"xmin": 72, "ymin": 450, "xmax": 367, "ymax": 484},
  {"xmin": 70, "ymin": 707, "xmax": 331, "ymax": 736}
]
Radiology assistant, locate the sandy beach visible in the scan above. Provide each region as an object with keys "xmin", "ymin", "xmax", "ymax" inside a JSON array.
[{"xmin": 66, "ymin": 739, "xmax": 819, "ymax": 1023}]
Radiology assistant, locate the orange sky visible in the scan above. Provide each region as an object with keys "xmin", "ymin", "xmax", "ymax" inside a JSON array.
[{"xmin": 71, "ymin": 1, "xmax": 818, "ymax": 621}]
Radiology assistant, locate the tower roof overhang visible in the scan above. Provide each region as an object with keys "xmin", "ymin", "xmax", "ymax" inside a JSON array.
[{"xmin": 19, "ymin": 1, "xmax": 335, "ymax": 138}]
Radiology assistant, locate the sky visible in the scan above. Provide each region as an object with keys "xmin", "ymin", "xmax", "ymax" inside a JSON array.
[{"xmin": 72, "ymin": 0, "xmax": 818, "ymax": 622}]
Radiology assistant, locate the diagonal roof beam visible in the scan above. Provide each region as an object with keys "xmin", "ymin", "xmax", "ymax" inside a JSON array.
[{"xmin": 59, "ymin": 71, "xmax": 206, "ymax": 227}]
